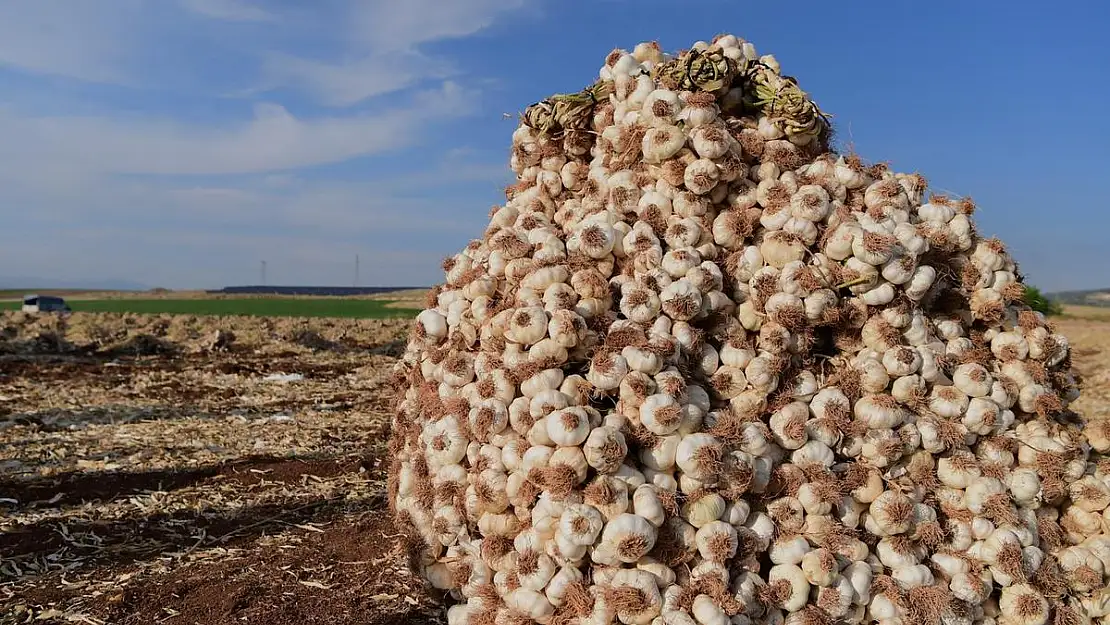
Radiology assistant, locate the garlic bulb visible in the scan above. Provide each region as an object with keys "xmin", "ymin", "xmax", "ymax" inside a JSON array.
[
  {"xmin": 507, "ymin": 588, "xmax": 554, "ymax": 623},
  {"xmin": 599, "ymin": 513, "xmax": 657, "ymax": 563},
  {"xmin": 640, "ymin": 393, "xmax": 683, "ymax": 435}
]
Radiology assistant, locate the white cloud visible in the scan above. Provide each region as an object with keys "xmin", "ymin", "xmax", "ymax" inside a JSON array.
[
  {"xmin": 0, "ymin": 1, "xmax": 139, "ymax": 83},
  {"xmin": 260, "ymin": 51, "xmax": 452, "ymax": 107},
  {"xmin": 257, "ymin": 0, "xmax": 534, "ymax": 106},
  {"xmin": 348, "ymin": 0, "xmax": 530, "ymax": 52},
  {"xmin": 0, "ymin": 82, "xmax": 474, "ymax": 176},
  {"xmin": 0, "ymin": 137, "xmax": 511, "ymax": 285},
  {"xmin": 179, "ymin": 0, "xmax": 275, "ymax": 22},
  {"xmin": 5, "ymin": 147, "xmax": 508, "ymax": 233},
  {"xmin": 0, "ymin": 1, "xmax": 535, "ymax": 105}
]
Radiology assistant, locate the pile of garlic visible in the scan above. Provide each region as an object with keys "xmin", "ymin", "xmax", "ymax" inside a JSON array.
[{"xmin": 387, "ymin": 34, "xmax": 1110, "ymax": 625}]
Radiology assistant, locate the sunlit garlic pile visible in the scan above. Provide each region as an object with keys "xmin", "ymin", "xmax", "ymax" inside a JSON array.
[{"xmin": 387, "ymin": 34, "xmax": 1110, "ymax": 625}]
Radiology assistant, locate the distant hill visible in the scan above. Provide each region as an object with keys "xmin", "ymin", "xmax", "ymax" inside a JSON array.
[
  {"xmin": 0, "ymin": 277, "xmax": 152, "ymax": 292},
  {"xmin": 1049, "ymin": 289, "xmax": 1110, "ymax": 307}
]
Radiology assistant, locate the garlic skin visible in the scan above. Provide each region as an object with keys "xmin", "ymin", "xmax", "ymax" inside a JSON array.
[
  {"xmin": 507, "ymin": 588, "xmax": 555, "ymax": 623},
  {"xmin": 866, "ymin": 490, "xmax": 914, "ymax": 536},
  {"xmin": 633, "ymin": 484, "xmax": 666, "ymax": 527},
  {"xmin": 599, "ymin": 513, "xmax": 657, "ymax": 564},
  {"xmin": 768, "ymin": 564, "xmax": 811, "ymax": 612},
  {"xmin": 641, "ymin": 393, "xmax": 684, "ymax": 435},
  {"xmin": 684, "ymin": 493, "xmax": 726, "ymax": 528},
  {"xmin": 546, "ymin": 407, "xmax": 592, "ymax": 446},
  {"xmin": 608, "ymin": 568, "xmax": 662, "ymax": 624},
  {"xmin": 583, "ymin": 426, "xmax": 628, "ymax": 474}
]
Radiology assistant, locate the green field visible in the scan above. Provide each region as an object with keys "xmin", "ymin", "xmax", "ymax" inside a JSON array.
[{"xmin": 1, "ymin": 298, "xmax": 419, "ymax": 319}]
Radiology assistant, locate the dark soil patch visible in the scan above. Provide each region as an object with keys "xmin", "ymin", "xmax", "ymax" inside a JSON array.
[
  {"xmin": 6, "ymin": 511, "xmax": 444, "ymax": 625},
  {"xmin": 99, "ymin": 513, "xmax": 444, "ymax": 625},
  {"xmin": 1, "ymin": 498, "xmax": 363, "ymax": 562},
  {"xmin": 0, "ymin": 356, "xmax": 142, "ymax": 382},
  {"xmin": 2, "ymin": 404, "xmax": 245, "ymax": 431},
  {"xmin": 1, "ymin": 463, "xmax": 221, "ymax": 508},
  {"xmin": 0, "ymin": 353, "xmax": 377, "ymax": 416},
  {"xmin": 0, "ymin": 352, "xmax": 359, "ymax": 383},
  {"xmin": 0, "ymin": 355, "xmax": 189, "ymax": 391},
  {"xmin": 0, "ymin": 455, "xmax": 383, "ymax": 572},
  {"xmin": 5, "ymin": 496, "xmax": 368, "ymax": 563},
  {"xmin": 0, "ymin": 456, "xmax": 372, "ymax": 508},
  {"xmin": 135, "ymin": 380, "xmax": 241, "ymax": 404},
  {"xmin": 218, "ymin": 456, "xmax": 376, "ymax": 486},
  {"xmin": 213, "ymin": 359, "xmax": 269, "ymax": 375},
  {"xmin": 368, "ymin": 339, "xmax": 406, "ymax": 358},
  {"xmin": 100, "ymin": 334, "xmax": 180, "ymax": 358},
  {"xmin": 260, "ymin": 360, "xmax": 364, "ymax": 379}
]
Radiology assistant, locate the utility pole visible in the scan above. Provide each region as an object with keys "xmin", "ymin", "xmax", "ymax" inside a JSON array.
[
  {"xmin": 354, "ymin": 254, "xmax": 360, "ymax": 288},
  {"xmin": 260, "ymin": 260, "xmax": 267, "ymax": 286}
]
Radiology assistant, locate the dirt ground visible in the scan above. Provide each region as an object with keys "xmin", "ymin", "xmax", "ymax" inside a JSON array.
[
  {"xmin": 0, "ymin": 289, "xmax": 427, "ymax": 305},
  {"xmin": 2, "ymin": 305, "xmax": 1109, "ymax": 624},
  {"xmin": 1052, "ymin": 306, "xmax": 1110, "ymax": 425},
  {"xmin": 0, "ymin": 312, "xmax": 442, "ymax": 625}
]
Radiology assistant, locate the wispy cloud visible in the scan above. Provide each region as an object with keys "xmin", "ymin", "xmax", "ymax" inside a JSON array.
[
  {"xmin": 179, "ymin": 0, "xmax": 275, "ymax": 22},
  {"xmin": 0, "ymin": 82, "xmax": 473, "ymax": 176},
  {"xmin": 259, "ymin": 51, "xmax": 452, "ymax": 107},
  {"xmin": 347, "ymin": 0, "xmax": 530, "ymax": 52},
  {"xmin": 0, "ymin": 134, "xmax": 508, "ymax": 286},
  {"xmin": 0, "ymin": 1, "xmax": 138, "ymax": 83},
  {"xmin": 251, "ymin": 0, "xmax": 533, "ymax": 106}
]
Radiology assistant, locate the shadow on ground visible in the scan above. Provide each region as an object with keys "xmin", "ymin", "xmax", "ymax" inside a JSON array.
[{"xmin": 0, "ymin": 454, "xmax": 374, "ymax": 508}]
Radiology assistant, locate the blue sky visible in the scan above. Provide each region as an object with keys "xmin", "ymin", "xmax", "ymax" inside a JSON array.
[{"xmin": 1, "ymin": 0, "xmax": 1107, "ymax": 290}]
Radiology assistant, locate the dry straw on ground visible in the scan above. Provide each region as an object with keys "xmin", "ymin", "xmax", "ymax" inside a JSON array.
[{"xmin": 0, "ymin": 311, "xmax": 444, "ymax": 624}]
